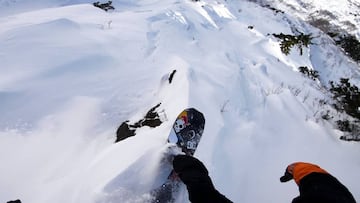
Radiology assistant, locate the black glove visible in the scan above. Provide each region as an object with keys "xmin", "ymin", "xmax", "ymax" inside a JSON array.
[
  {"xmin": 291, "ymin": 196, "xmax": 303, "ymax": 203},
  {"xmin": 173, "ymin": 155, "xmax": 233, "ymax": 203},
  {"xmin": 173, "ymin": 155, "xmax": 209, "ymax": 181}
]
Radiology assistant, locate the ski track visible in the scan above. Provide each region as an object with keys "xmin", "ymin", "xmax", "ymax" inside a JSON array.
[{"xmin": 0, "ymin": 0, "xmax": 359, "ymax": 203}]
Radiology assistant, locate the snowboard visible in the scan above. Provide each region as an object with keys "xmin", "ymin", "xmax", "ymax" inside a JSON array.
[{"xmin": 151, "ymin": 108, "xmax": 205, "ymax": 203}]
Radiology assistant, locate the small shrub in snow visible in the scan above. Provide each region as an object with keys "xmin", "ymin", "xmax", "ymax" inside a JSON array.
[
  {"xmin": 336, "ymin": 120, "xmax": 352, "ymax": 132},
  {"xmin": 273, "ymin": 32, "xmax": 314, "ymax": 55},
  {"xmin": 298, "ymin": 66, "xmax": 319, "ymax": 81},
  {"xmin": 329, "ymin": 78, "xmax": 360, "ymax": 119},
  {"xmin": 334, "ymin": 34, "xmax": 360, "ymax": 63},
  {"xmin": 328, "ymin": 78, "xmax": 360, "ymax": 141},
  {"xmin": 340, "ymin": 133, "xmax": 360, "ymax": 141},
  {"xmin": 338, "ymin": 120, "xmax": 360, "ymax": 141},
  {"xmin": 321, "ymin": 110, "xmax": 332, "ymax": 120},
  {"xmin": 263, "ymin": 4, "xmax": 284, "ymax": 14},
  {"xmin": 93, "ymin": 1, "xmax": 115, "ymax": 12}
]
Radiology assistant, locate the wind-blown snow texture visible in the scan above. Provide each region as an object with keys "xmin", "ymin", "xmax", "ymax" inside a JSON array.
[{"xmin": 0, "ymin": 0, "xmax": 359, "ymax": 203}]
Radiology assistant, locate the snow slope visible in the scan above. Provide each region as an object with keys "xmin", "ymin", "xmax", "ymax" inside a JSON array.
[
  {"xmin": 261, "ymin": 0, "xmax": 360, "ymax": 38},
  {"xmin": 0, "ymin": 0, "xmax": 359, "ymax": 203}
]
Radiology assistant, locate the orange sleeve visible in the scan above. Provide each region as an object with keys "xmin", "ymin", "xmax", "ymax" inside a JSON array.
[{"xmin": 292, "ymin": 162, "xmax": 328, "ymax": 185}]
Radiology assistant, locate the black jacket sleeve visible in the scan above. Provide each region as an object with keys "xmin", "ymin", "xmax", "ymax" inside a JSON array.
[
  {"xmin": 173, "ymin": 155, "xmax": 233, "ymax": 203},
  {"xmin": 297, "ymin": 173, "xmax": 356, "ymax": 203}
]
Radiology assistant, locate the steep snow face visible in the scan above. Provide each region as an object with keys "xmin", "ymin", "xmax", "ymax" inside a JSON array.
[
  {"xmin": 0, "ymin": 1, "xmax": 359, "ymax": 203},
  {"xmin": 244, "ymin": 0, "xmax": 360, "ymax": 87},
  {"xmin": 261, "ymin": 0, "xmax": 360, "ymax": 38}
]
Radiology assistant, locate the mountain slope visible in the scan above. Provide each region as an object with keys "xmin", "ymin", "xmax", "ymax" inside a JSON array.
[
  {"xmin": 0, "ymin": 0, "xmax": 359, "ymax": 203},
  {"xmin": 259, "ymin": 0, "xmax": 360, "ymax": 38}
]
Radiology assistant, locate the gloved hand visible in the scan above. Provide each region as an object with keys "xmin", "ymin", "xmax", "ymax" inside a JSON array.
[
  {"xmin": 172, "ymin": 155, "xmax": 210, "ymax": 185},
  {"xmin": 172, "ymin": 155, "xmax": 233, "ymax": 203}
]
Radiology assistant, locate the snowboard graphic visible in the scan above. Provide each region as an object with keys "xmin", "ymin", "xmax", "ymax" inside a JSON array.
[{"xmin": 151, "ymin": 108, "xmax": 205, "ymax": 202}]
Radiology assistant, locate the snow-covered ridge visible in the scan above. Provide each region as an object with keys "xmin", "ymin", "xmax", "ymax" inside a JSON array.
[{"xmin": 0, "ymin": 1, "xmax": 359, "ymax": 203}]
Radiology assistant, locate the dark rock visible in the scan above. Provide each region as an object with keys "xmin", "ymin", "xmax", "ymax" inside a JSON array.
[
  {"xmin": 169, "ymin": 70, "xmax": 177, "ymax": 84},
  {"xmin": 93, "ymin": 1, "xmax": 115, "ymax": 12},
  {"xmin": 115, "ymin": 103, "xmax": 163, "ymax": 143},
  {"xmin": 115, "ymin": 121, "xmax": 136, "ymax": 143},
  {"xmin": 7, "ymin": 200, "xmax": 21, "ymax": 203}
]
